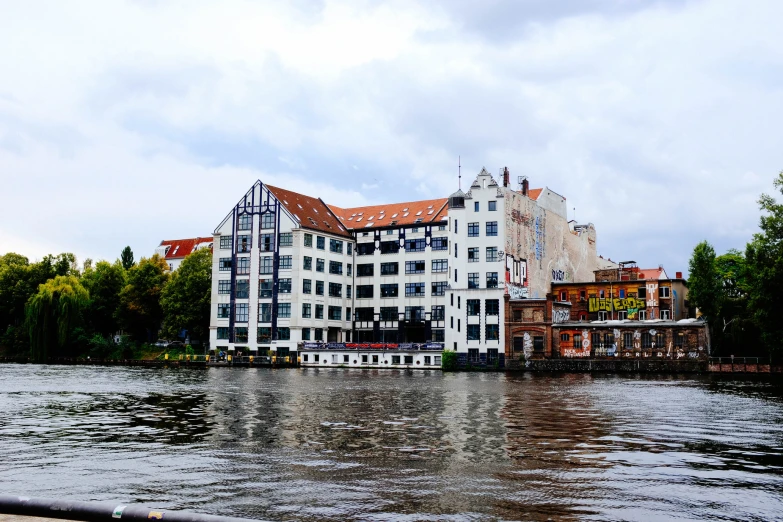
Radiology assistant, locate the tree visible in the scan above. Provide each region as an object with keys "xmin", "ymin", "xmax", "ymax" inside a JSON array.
[
  {"xmin": 25, "ymin": 275, "xmax": 90, "ymax": 362},
  {"xmin": 116, "ymin": 254, "xmax": 170, "ymax": 342},
  {"xmin": 161, "ymin": 248, "xmax": 212, "ymax": 345},
  {"xmin": 121, "ymin": 246, "xmax": 135, "ymax": 270},
  {"xmin": 81, "ymin": 260, "xmax": 127, "ymax": 337},
  {"xmin": 688, "ymin": 241, "xmax": 721, "ymax": 322}
]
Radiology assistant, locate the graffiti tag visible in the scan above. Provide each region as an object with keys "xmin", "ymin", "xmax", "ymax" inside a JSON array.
[
  {"xmin": 551, "ymin": 269, "xmax": 569, "ymax": 282},
  {"xmin": 508, "ymin": 284, "xmax": 529, "ymax": 300},
  {"xmin": 588, "ymin": 297, "xmax": 646, "ymax": 314},
  {"xmin": 552, "ymin": 308, "xmax": 570, "ymax": 324}
]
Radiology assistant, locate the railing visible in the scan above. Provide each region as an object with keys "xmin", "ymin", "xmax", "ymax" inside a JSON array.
[
  {"xmin": 300, "ymin": 342, "xmax": 444, "ymax": 351},
  {"xmin": 709, "ymin": 357, "xmax": 766, "ymax": 364}
]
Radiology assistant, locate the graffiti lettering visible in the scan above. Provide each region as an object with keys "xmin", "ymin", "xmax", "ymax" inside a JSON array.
[
  {"xmin": 646, "ymin": 283, "xmax": 658, "ymax": 308},
  {"xmin": 552, "ymin": 308, "xmax": 570, "ymax": 324},
  {"xmin": 588, "ymin": 297, "xmax": 646, "ymax": 314},
  {"xmin": 551, "ymin": 269, "xmax": 568, "ymax": 282},
  {"xmin": 508, "ymin": 284, "xmax": 529, "ymax": 300},
  {"xmin": 563, "ymin": 348, "xmax": 590, "ymax": 358},
  {"xmin": 523, "ymin": 333, "xmax": 533, "ymax": 360}
]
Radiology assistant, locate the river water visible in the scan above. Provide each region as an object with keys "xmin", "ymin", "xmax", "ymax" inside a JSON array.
[{"xmin": 0, "ymin": 365, "xmax": 781, "ymax": 521}]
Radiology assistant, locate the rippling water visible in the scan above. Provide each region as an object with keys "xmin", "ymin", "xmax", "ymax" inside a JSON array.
[{"xmin": 0, "ymin": 365, "xmax": 782, "ymax": 521}]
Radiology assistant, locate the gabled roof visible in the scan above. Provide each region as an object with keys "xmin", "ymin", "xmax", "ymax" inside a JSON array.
[
  {"xmin": 329, "ymin": 197, "xmax": 449, "ymax": 230},
  {"xmin": 638, "ymin": 267, "xmax": 669, "ymax": 280},
  {"xmin": 527, "ymin": 188, "xmax": 543, "ymax": 200},
  {"xmin": 266, "ymin": 184, "xmax": 352, "ymax": 238},
  {"xmin": 157, "ymin": 237, "xmax": 213, "ymax": 260}
]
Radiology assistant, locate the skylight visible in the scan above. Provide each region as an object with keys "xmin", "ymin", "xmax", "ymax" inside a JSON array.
[
  {"xmin": 368, "ymin": 216, "xmax": 374, "ymax": 221},
  {"xmin": 415, "ymin": 211, "xmax": 422, "ymax": 216},
  {"xmin": 313, "ymin": 208, "xmax": 319, "ymax": 213},
  {"xmin": 365, "ymin": 223, "xmax": 373, "ymax": 227},
  {"xmin": 356, "ymin": 217, "xmax": 363, "ymax": 222},
  {"xmin": 297, "ymin": 204, "xmax": 303, "ymax": 209},
  {"xmin": 391, "ymin": 213, "xmax": 398, "ymax": 218},
  {"xmin": 402, "ymin": 213, "xmax": 409, "ymax": 217}
]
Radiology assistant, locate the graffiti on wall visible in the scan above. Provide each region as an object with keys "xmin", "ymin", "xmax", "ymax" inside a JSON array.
[
  {"xmin": 535, "ymin": 216, "xmax": 544, "ymax": 260},
  {"xmin": 646, "ymin": 283, "xmax": 658, "ymax": 308},
  {"xmin": 563, "ymin": 329, "xmax": 591, "ymax": 358},
  {"xmin": 508, "ymin": 283, "xmax": 529, "ymax": 300},
  {"xmin": 552, "ymin": 308, "xmax": 570, "ymax": 324},
  {"xmin": 522, "ymin": 332, "xmax": 533, "ymax": 360},
  {"xmin": 588, "ymin": 297, "xmax": 646, "ymax": 318},
  {"xmin": 551, "ymin": 269, "xmax": 570, "ymax": 282}
]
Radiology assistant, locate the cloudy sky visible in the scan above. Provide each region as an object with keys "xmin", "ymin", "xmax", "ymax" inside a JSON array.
[{"xmin": 2, "ymin": 0, "xmax": 781, "ymax": 274}]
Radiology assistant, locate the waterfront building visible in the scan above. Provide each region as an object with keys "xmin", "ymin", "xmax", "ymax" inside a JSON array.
[
  {"xmin": 155, "ymin": 237, "xmax": 213, "ymax": 271},
  {"xmin": 209, "ymin": 168, "xmax": 609, "ymax": 367}
]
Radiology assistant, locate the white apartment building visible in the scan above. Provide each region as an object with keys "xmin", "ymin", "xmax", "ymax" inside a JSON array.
[{"xmin": 209, "ymin": 168, "xmax": 605, "ymax": 368}]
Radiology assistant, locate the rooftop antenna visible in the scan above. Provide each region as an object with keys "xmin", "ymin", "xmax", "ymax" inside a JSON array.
[
  {"xmin": 573, "ymin": 207, "xmax": 576, "ymax": 221},
  {"xmin": 458, "ymin": 156, "xmax": 461, "ymax": 190}
]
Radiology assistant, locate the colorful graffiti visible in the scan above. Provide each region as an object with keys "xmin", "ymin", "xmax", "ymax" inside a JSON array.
[{"xmin": 588, "ymin": 297, "xmax": 646, "ymax": 318}]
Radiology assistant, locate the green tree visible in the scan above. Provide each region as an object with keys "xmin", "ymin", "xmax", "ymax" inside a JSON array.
[
  {"xmin": 121, "ymin": 246, "xmax": 135, "ymax": 270},
  {"xmin": 161, "ymin": 248, "xmax": 212, "ymax": 345},
  {"xmin": 81, "ymin": 260, "xmax": 127, "ymax": 337},
  {"xmin": 746, "ymin": 171, "xmax": 783, "ymax": 357},
  {"xmin": 688, "ymin": 241, "xmax": 721, "ymax": 322},
  {"xmin": 116, "ymin": 254, "xmax": 170, "ymax": 342},
  {"xmin": 25, "ymin": 275, "xmax": 90, "ymax": 362}
]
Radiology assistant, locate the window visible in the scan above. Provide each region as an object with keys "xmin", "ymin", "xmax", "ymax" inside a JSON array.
[
  {"xmin": 381, "ymin": 262, "xmax": 398, "ymax": 275},
  {"xmin": 237, "ymin": 235, "xmax": 251, "ymax": 253},
  {"xmin": 259, "ymin": 278, "xmax": 272, "ymax": 298},
  {"xmin": 561, "ymin": 333, "xmax": 570, "ymax": 342},
  {"xmin": 217, "ymin": 303, "xmax": 230, "ymax": 318},
  {"xmin": 235, "ymin": 280, "xmax": 249, "ymax": 298},
  {"xmin": 468, "ymin": 247, "xmax": 480, "ymax": 262},
  {"xmin": 378, "ymin": 307, "xmax": 396, "ymax": 321},
  {"xmin": 257, "ymin": 327, "xmax": 271, "ymax": 344},
  {"xmin": 485, "ymin": 299, "xmax": 499, "ymax": 316},
  {"xmin": 220, "ymin": 235, "xmax": 232, "ymax": 250},
  {"xmin": 675, "ymin": 332, "xmax": 685, "ymax": 347},
  {"xmin": 315, "ymin": 305, "xmax": 324, "ymax": 319},
  {"xmin": 328, "ymin": 306, "xmax": 342, "ymax": 320},
  {"xmin": 405, "ymin": 239, "xmax": 426, "ymax": 252},
  {"xmin": 299, "ymin": 256, "xmax": 310, "ymax": 271},
  {"xmin": 468, "ymin": 222, "xmax": 480, "ymax": 237},
  {"xmin": 431, "ymin": 282, "xmax": 447, "ymax": 296},
  {"xmin": 279, "ymin": 279, "xmax": 292, "ymax": 293},
  {"xmin": 235, "ymin": 327, "xmax": 248, "ymax": 343},
  {"xmin": 638, "ymin": 310, "xmax": 647, "ymax": 320},
  {"xmin": 454, "ymin": 220, "xmax": 458, "ymax": 233},
  {"xmin": 302, "ymin": 303, "xmax": 311, "ymax": 318},
  {"xmin": 623, "ymin": 332, "xmax": 633, "ymax": 349},
  {"xmin": 358, "ymin": 243, "xmax": 376, "ymax": 255},
  {"xmin": 328, "ymin": 283, "xmax": 342, "ymax": 297},
  {"xmin": 404, "ymin": 355, "xmax": 413, "ymax": 364},
  {"xmin": 236, "ymin": 257, "xmax": 250, "ymax": 275},
  {"xmin": 411, "ymin": 227, "xmax": 419, "ymax": 233},
  {"xmin": 598, "ymin": 311, "xmax": 608, "ymax": 320},
  {"xmin": 486, "ymin": 247, "xmax": 498, "ymax": 262},
  {"xmin": 260, "ymin": 256, "xmax": 273, "ymax": 274},
  {"xmin": 655, "ymin": 332, "xmax": 665, "ymax": 347},
  {"xmin": 405, "ymin": 306, "xmax": 425, "ymax": 322},
  {"xmin": 261, "ymin": 213, "xmax": 275, "ymax": 229},
  {"xmin": 431, "ymin": 237, "xmax": 448, "ymax": 250},
  {"xmin": 238, "ymin": 214, "xmax": 252, "ymax": 230},
  {"xmin": 277, "ymin": 232, "xmax": 292, "ymax": 247},
  {"xmin": 301, "ymin": 328, "xmax": 311, "ymax": 341},
  {"xmin": 278, "ymin": 327, "xmax": 290, "ymax": 341},
  {"xmin": 347, "ymin": 243, "xmax": 353, "ymax": 255},
  {"xmin": 641, "ymin": 332, "xmax": 652, "ymax": 348},
  {"xmin": 619, "ymin": 288, "xmax": 626, "ymax": 299},
  {"xmin": 357, "ymin": 264, "xmax": 374, "ymax": 277},
  {"xmin": 432, "ymin": 330, "xmax": 445, "ymax": 342},
  {"xmin": 486, "ymin": 324, "xmax": 499, "ymax": 341},
  {"xmin": 217, "ymin": 327, "xmax": 229, "ymax": 339},
  {"xmin": 468, "ymin": 273, "xmax": 480, "ymax": 289},
  {"xmin": 660, "ymin": 310, "xmax": 671, "ymax": 320},
  {"xmin": 347, "ymin": 285, "xmax": 352, "ymax": 298},
  {"xmin": 391, "ymin": 355, "xmax": 401, "ymax": 364},
  {"xmin": 431, "ymin": 305, "xmax": 445, "ymax": 320},
  {"xmin": 346, "ymin": 308, "xmax": 351, "ymax": 323},
  {"xmin": 486, "ymin": 221, "xmax": 498, "ymax": 236},
  {"xmin": 488, "ymin": 201, "xmax": 497, "ymax": 211},
  {"xmin": 314, "ymin": 328, "xmax": 323, "ymax": 341},
  {"xmin": 235, "ymin": 303, "xmax": 249, "ymax": 322},
  {"xmin": 638, "ymin": 287, "xmax": 647, "ymax": 298},
  {"xmin": 432, "ymin": 259, "xmax": 448, "ymax": 273},
  {"xmin": 659, "ymin": 286, "xmax": 671, "ymax": 298},
  {"xmin": 467, "ymin": 299, "xmax": 480, "ymax": 316},
  {"xmin": 474, "ymin": 201, "xmax": 479, "ymax": 212},
  {"xmin": 347, "ymin": 264, "xmax": 352, "ymax": 276},
  {"xmin": 467, "ymin": 324, "xmax": 481, "ymax": 341},
  {"xmin": 329, "ymin": 239, "xmax": 343, "ymax": 254},
  {"xmin": 405, "ymin": 260, "xmax": 426, "ymax": 274},
  {"xmin": 279, "ymin": 255, "xmax": 292, "ymax": 269},
  {"xmin": 304, "ymin": 233, "xmax": 313, "ymax": 247},
  {"xmin": 386, "ymin": 229, "xmax": 394, "ymax": 235},
  {"xmin": 405, "ymin": 282, "xmax": 425, "ymax": 297},
  {"xmin": 560, "ymin": 290, "xmax": 568, "ymax": 302},
  {"xmin": 303, "ymin": 279, "xmax": 312, "ymax": 294},
  {"xmin": 357, "ymin": 285, "xmax": 374, "ymax": 298},
  {"xmin": 316, "ymin": 258, "xmax": 324, "ymax": 272},
  {"xmin": 329, "ymin": 261, "xmax": 343, "ymax": 275},
  {"xmin": 618, "ymin": 311, "xmax": 627, "ymax": 320},
  {"xmin": 316, "ymin": 236, "xmax": 325, "ymax": 250},
  {"xmin": 219, "ymin": 258, "xmax": 232, "ymax": 271},
  {"xmin": 380, "ymin": 241, "xmax": 399, "ymax": 254},
  {"xmin": 454, "ymin": 243, "xmax": 458, "ymax": 258},
  {"xmin": 599, "ymin": 289, "xmax": 606, "ymax": 298},
  {"xmin": 316, "ymin": 281, "xmax": 324, "ymax": 295},
  {"xmin": 486, "ymin": 272, "xmax": 498, "ymax": 289},
  {"xmin": 380, "ymin": 284, "xmax": 398, "ymax": 298},
  {"xmin": 355, "ymin": 308, "xmax": 374, "ymax": 321}
]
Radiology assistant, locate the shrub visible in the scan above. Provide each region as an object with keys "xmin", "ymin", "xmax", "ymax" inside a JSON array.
[{"xmin": 441, "ymin": 350, "xmax": 458, "ymax": 371}]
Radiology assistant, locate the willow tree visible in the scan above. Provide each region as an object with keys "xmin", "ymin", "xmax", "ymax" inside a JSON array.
[{"xmin": 26, "ymin": 275, "xmax": 90, "ymax": 362}]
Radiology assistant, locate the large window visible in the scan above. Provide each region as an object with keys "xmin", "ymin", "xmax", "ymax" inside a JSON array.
[
  {"xmin": 468, "ymin": 222, "xmax": 479, "ymax": 237},
  {"xmin": 329, "ymin": 239, "xmax": 343, "ymax": 254},
  {"xmin": 468, "ymin": 247, "xmax": 479, "ymax": 262},
  {"xmin": 467, "ymin": 299, "xmax": 480, "ymax": 316},
  {"xmin": 260, "ymin": 256, "xmax": 273, "ymax": 274},
  {"xmin": 315, "ymin": 304, "xmax": 324, "ymax": 319},
  {"xmin": 237, "ymin": 235, "xmax": 251, "ymax": 253},
  {"xmin": 278, "ymin": 327, "xmax": 290, "ymax": 341},
  {"xmin": 405, "ymin": 306, "xmax": 424, "ymax": 322},
  {"xmin": 316, "ymin": 258, "xmax": 325, "ymax": 272},
  {"xmin": 381, "ymin": 262, "xmax": 398, "ymax": 275},
  {"xmin": 259, "ymin": 303, "xmax": 272, "ymax": 322},
  {"xmin": 279, "ymin": 278, "xmax": 292, "ymax": 293},
  {"xmin": 303, "ymin": 279, "xmax": 312, "ymax": 294},
  {"xmin": 405, "ymin": 239, "xmax": 426, "ymax": 252},
  {"xmin": 329, "ymin": 261, "xmax": 343, "ymax": 275},
  {"xmin": 488, "ymin": 201, "xmax": 497, "ymax": 211},
  {"xmin": 357, "ymin": 285, "xmax": 374, "ymax": 298},
  {"xmin": 642, "ymin": 332, "xmax": 653, "ymax": 348},
  {"xmin": 314, "ymin": 328, "xmax": 323, "ymax": 341},
  {"xmin": 238, "ymin": 214, "xmax": 252, "ymax": 230},
  {"xmin": 259, "ymin": 278, "xmax": 272, "ymax": 298},
  {"xmin": 279, "ymin": 255, "xmax": 292, "ymax": 269},
  {"xmin": 316, "ymin": 236, "xmax": 325, "ymax": 250},
  {"xmin": 485, "ymin": 299, "xmax": 499, "ymax": 315},
  {"xmin": 467, "ymin": 324, "xmax": 480, "ymax": 341},
  {"xmin": 380, "ymin": 307, "xmax": 398, "ymax": 321},
  {"xmin": 316, "ymin": 281, "xmax": 324, "ymax": 295},
  {"xmin": 347, "ymin": 243, "xmax": 353, "ymax": 255},
  {"xmin": 357, "ymin": 243, "xmax": 375, "ymax": 256},
  {"xmin": 431, "ymin": 305, "xmax": 445, "ymax": 321},
  {"xmin": 258, "ymin": 233, "xmax": 272, "ymax": 252},
  {"xmin": 380, "ymin": 284, "xmax": 398, "ymax": 298},
  {"xmin": 432, "ymin": 329, "xmax": 445, "ymax": 342},
  {"xmin": 431, "ymin": 237, "xmax": 448, "ymax": 250},
  {"xmin": 303, "ymin": 256, "xmax": 312, "ymax": 270},
  {"xmin": 486, "ymin": 221, "xmax": 498, "ymax": 236},
  {"xmin": 302, "ymin": 303, "xmax": 311, "ymax": 318},
  {"xmin": 279, "ymin": 233, "xmax": 293, "ymax": 247},
  {"xmin": 486, "ymin": 247, "xmax": 498, "ymax": 262},
  {"xmin": 357, "ymin": 263, "xmax": 374, "ymax": 277},
  {"xmin": 486, "ymin": 272, "xmax": 498, "ymax": 289},
  {"xmin": 278, "ymin": 303, "xmax": 291, "ymax": 318},
  {"xmin": 257, "ymin": 327, "xmax": 271, "ymax": 344},
  {"xmin": 405, "ymin": 260, "xmax": 426, "ymax": 274},
  {"xmin": 219, "ymin": 235, "xmax": 232, "ymax": 250},
  {"xmin": 235, "ymin": 327, "xmax": 248, "ymax": 343},
  {"xmin": 432, "ymin": 259, "xmax": 448, "ymax": 273},
  {"xmin": 328, "ymin": 283, "xmax": 342, "ymax": 297},
  {"xmin": 235, "ymin": 280, "xmax": 249, "ymax": 299},
  {"xmin": 405, "ymin": 282, "xmax": 425, "ymax": 297},
  {"xmin": 236, "ymin": 257, "xmax": 250, "ymax": 275},
  {"xmin": 217, "ymin": 303, "xmax": 230, "ymax": 318},
  {"xmin": 219, "ymin": 258, "xmax": 232, "ymax": 271},
  {"xmin": 380, "ymin": 241, "xmax": 399, "ymax": 254},
  {"xmin": 431, "ymin": 282, "xmax": 447, "ymax": 296},
  {"xmin": 301, "ymin": 328, "xmax": 310, "ymax": 341},
  {"xmin": 235, "ymin": 303, "xmax": 249, "ymax": 322},
  {"xmin": 261, "ymin": 213, "xmax": 275, "ymax": 229},
  {"xmin": 217, "ymin": 327, "xmax": 229, "ymax": 339},
  {"xmin": 486, "ymin": 324, "xmax": 499, "ymax": 341},
  {"xmin": 304, "ymin": 233, "xmax": 313, "ymax": 247},
  {"xmin": 328, "ymin": 306, "xmax": 342, "ymax": 321},
  {"xmin": 468, "ymin": 273, "xmax": 480, "ymax": 289},
  {"xmin": 355, "ymin": 307, "xmax": 374, "ymax": 321}
]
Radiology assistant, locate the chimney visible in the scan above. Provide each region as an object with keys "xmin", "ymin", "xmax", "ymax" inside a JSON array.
[
  {"xmin": 676, "ymin": 271, "xmax": 683, "ymax": 279},
  {"xmin": 522, "ymin": 177, "xmax": 529, "ymax": 196},
  {"xmin": 503, "ymin": 166, "xmax": 510, "ymax": 187}
]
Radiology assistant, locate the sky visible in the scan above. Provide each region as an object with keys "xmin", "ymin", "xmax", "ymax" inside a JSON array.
[{"xmin": 1, "ymin": 0, "xmax": 782, "ymax": 275}]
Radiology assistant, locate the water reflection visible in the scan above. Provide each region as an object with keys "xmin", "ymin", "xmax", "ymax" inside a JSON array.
[{"xmin": 0, "ymin": 365, "xmax": 781, "ymax": 521}]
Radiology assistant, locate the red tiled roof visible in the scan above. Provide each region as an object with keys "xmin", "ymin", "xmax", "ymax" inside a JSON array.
[
  {"xmin": 266, "ymin": 184, "xmax": 352, "ymax": 238},
  {"xmin": 158, "ymin": 237, "xmax": 213, "ymax": 260},
  {"xmin": 528, "ymin": 188, "xmax": 543, "ymax": 200},
  {"xmin": 638, "ymin": 267, "xmax": 669, "ymax": 280},
  {"xmin": 329, "ymin": 198, "xmax": 449, "ymax": 230}
]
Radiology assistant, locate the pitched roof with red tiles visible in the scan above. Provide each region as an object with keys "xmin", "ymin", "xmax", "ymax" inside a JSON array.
[
  {"xmin": 329, "ymin": 197, "xmax": 449, "ymax": 230},
  {"xmin": 637, "ymin": 267, "xmax": 669, "ymax": 280},
  {"xmin": 266, "ymin": 184, "xmax": 352, "ymax": 238},
  {"xmin": 527, "ymin": 188, "xmax": 543, "ymax": 200},
  {"xmin": 158, "ymin": 237, "xmax": 213, "ymax": 260}
]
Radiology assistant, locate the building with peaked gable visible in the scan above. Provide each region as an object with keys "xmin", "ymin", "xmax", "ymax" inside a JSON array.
[
  {"xmin": 208, "ymin": 168, "xmax": 608, "ymax": 368},
  {"xmin": 155, "ymin": 237, "xmax": 213, "ymax": 271}
]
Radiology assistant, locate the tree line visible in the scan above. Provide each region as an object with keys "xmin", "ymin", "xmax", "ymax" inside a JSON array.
[
  {"xmin": 688, "ymin": 172, "xmax": 783, "ymax": 359},
  {"xmin": 0, "ymin": 246, "xmax": 212, "ymax": 362}
]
